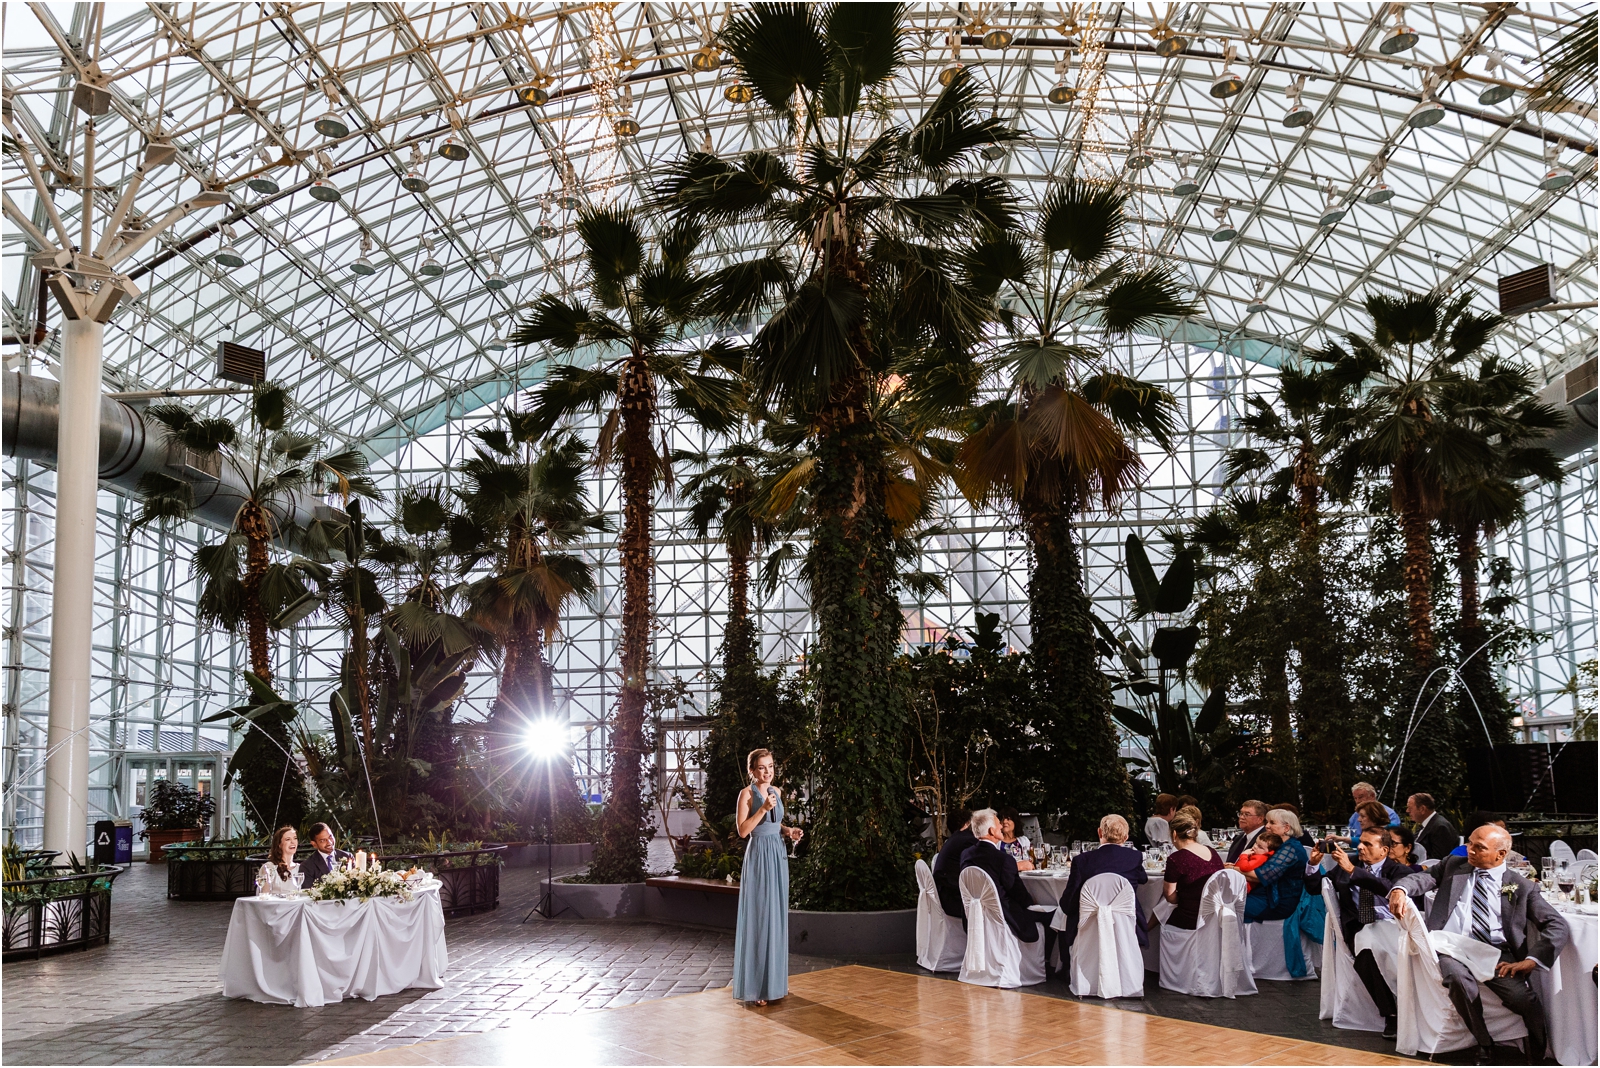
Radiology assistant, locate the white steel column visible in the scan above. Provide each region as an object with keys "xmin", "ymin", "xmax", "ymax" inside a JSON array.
[{"xmin": 42, "ymin": 316, "xmax": 103, "ymax": 857}]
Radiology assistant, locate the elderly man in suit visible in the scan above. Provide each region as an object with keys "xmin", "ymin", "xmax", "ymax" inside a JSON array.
[
  {"xmin": 933, "ymin": 808, "xmax": 976, "ymax": 920},
  {"xmin": 299, "ymin": 822, "xmax": 352, "ymax": 885},
  {"xmin": 1388, "ymin": 825, "xmax": 1570, "ymax": 1064},
  {"xmin": 1329, "ymin": 828, "xmax": 1414, "ymax": 1037},
  {"xmin": 1406, "ymin": 792, "xmax": 1460, "ymax": 863},
  {"xmin": 1059, "ymin": 814, "xmax": 1148, "ymax": 954},
  {"xmin": 959, "ymin": 808, "xmax": 1041, "ymax": 943},
  {"xmin": 1225, "ymin": 800, "xmax": 1269, "ymax": 864}
]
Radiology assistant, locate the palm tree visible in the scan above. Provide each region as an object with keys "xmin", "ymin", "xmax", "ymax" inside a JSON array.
[
  {"xmin": 131, "ymin": 384, "xmax": 379, "ymax": 682},
  {"xmin": 1222, "ymin": 363, "xmax": 1358, "ymax": 815},
  {"xmin": 513, "ymin": 211, "xmax": 738, "ymax": 883},
  {"xmin": 656, "ymin": 3, "xmax": 1011, "ymax": 909},
  {"xmin": 449, "ymin": 421, "xmax": 608, "ymax": 839},
  {"xmin": 1321, "ymin": 291, "xmax": 1502, "ymax": 802},
  {"xmin": 1438, "ymin": 356, "xmax": 1565, "ymax": 744},
  {"xmin": 955, "ymin": 179, "xmax": 1197, "ymax": 835}
]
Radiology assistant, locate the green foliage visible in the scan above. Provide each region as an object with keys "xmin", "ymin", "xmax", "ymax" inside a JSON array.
[
  {"xmin": 676, "ymin": 845, "xmax": 744, "ymax": 882},
  {"xmin": 210, "ymin": 672, "xmax": 309, "ymax": 834},
  {"xmin": 135, "ymin": 778, "xmax": 217, "ymax": 837}
]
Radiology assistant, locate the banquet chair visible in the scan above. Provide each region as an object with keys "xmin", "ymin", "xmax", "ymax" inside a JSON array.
[
  {"xmin": 1394, "ymin": 903, "xmax": 1528, "ymax": 1058},
  {"xmin": 913, "ymin": 858, "xmax": 966, "ymax": 972},
  {"xmin": 1068, "ymin": 874, "xmax": 1144, "ymax": 999},
  {"xmin": 1576, "ymin": 848, "xmax": 1598, "ymax": 864},
  {"xmin": 1317, "ymin": 879, "xmax": 1386, "ymax": 1032},
  {"xmin": 957, "ymin": 866, "xmax": 1046, "ymax": 988},
  {"xmin": 1245, "ymin": 915, "xmax": 1319, "ymax": 981},
  {"xmin": 1158, "ymin": 870, "xmax": 1256, "ymax": 998},
  {"xmin": 1548, "ymin": 841, "xmax": 1576, "ymax": 864},
  {"xmin": 1410, "ymin": 841, "xmax": 1428, "ymax": 864}
]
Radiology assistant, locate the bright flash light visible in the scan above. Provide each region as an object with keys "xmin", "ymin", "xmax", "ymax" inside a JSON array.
[{"xmin": 525, "ymin": 719, "xmax": 568, "ymax": 758}]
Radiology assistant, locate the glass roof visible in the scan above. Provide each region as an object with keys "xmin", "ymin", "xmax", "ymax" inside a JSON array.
[{"xmin": 3, "ymin": 2, "xmax": 1594, "ymax": 458}]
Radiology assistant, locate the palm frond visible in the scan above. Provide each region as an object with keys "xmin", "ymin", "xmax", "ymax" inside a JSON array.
[
  {"xmin": 720, "ymin": 3, "xmax": 828, "ymax": 119},
  {"xmin": 1039, "ymin": 179, "xmax": 1127, "ymax": 263},
  {"xmin": 820, "ymin": 2, "xmax": 905, "ymax": 117}
]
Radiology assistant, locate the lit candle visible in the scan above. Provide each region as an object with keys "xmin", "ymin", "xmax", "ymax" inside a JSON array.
[{"xmin": 355, "ymin": 850, "xmax": 367, "ymax": 872}]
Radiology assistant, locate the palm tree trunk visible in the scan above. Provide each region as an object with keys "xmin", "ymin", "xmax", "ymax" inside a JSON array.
[
  {"xmin": 1262, "ymin": 643, "xmax": 1298, "ymax": 798},
  {"xmin": 1024, "ymin": 499, "xmax": 1133, "ymax": 839},
  {"xmin": 1291, "ymin": 547, "xmax": 1354, "ymax": 820},
  {"xmin": 238, "ymin": 500, "xmax": 273, "ymax": 681},
  {"xmin": 1397, "ymin": 502, "xmax": 1437, "ymax": 666},
  {"xmin": 1393, "ymin": 478, "xmax": 1463, "ymax": 806},
  {"xmin": 591, "ymin": 354, "xmax": 654, "ymax": 884}
]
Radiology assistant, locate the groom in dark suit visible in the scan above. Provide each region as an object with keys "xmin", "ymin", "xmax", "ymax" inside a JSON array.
[
  {"xmin": 298, "ymin": 822, "xmax": 351, "ymax": 885},
  {"xmin": 959, "ymin": 809, "xmax": 1040, "ymax": 943},
  {"xmin": 1389, "ymin": 825, "xmax": 1570, "ymax": 1063}
]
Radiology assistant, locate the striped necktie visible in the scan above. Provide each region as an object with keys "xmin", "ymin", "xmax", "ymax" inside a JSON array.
[{"xmin": 1470, "ymin": 869, "xmax": 1497, "ymax": 944}]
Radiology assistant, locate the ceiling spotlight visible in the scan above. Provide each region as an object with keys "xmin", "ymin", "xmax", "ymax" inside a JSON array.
[
  {"xmin": 350, "ymin": 234, "xmax": 377, "ymax": 276},
  {"xmin": 1154, "ymin": 31, "xmax": 1188, "ymax": 58},
  {"xmin": 1126, "ymin": 147, "xmax": 1155, "ymax": 170},
  {"xmin": 314, "ymin": 111, "xmax": 349, "ymax": 139},
  {"xmin": 1282, "ymin": 103, "xmax": 1313, "ymax": 128},
  {"xmin": 1048, "ymin": 79, "xmax": 1077, "ymax": 104},
  {"xmin": 308, "ymin": 176, "xmax": 341, "ymax": 203},
  {"xmin": 614, "ymin": 116, "xmax": 640, "ymax": 137},
  {"xmin": 1478, "ymin": 51, "xmax": 1515, "ymax": 105},
  {"xmin": 1317, "ymin": 184, "xmax": 1347, "ymax": 227},
  {"xmin": 1211, "ymin": 201, "xmax": 1238, "ymax": 242},
  {"xmin": 246, "ymin": 172, "xmax": 281, "ymax": 195},
  {"xmin": 981, "ymin": 142, "xmax": 1007, "ymax": 161},
  {"xmin": 723, "ymin": 80, "xmax": 753, "ymax": 104},
  {"xmin": 518, "ymin": 84, "xmax": 550, "ymax": 106},
  {"xmin": 939, "ymin": 60, "xmax": 966, "ymax": 87},
  {"xmin": 213, "ymin": 226, "xmax": 245, "ymax": 269},
  {"xmin": 690, "ymin": 46, "xmax": 722, "ymax": 72},
  {"xmin": 984, "ymin": 26, "xmax": 1014, "ymax": 49},
  {"xmin": 418, "ymin": 236, "xmax": 444, "ymax": 277},
  {"xmin": 556, "ymin": 191, "xmax": 581, "ymax": 210},
  {"xmin": 484, "ymin": 254, "xmax": 509, "ymax": 291},
  {"xmin": 1365, "ymin": 181, "xmax": 1395, "ymax": 205},
  {"xmin": 438, "ymin": 137, "xmax": 470, "ymax": 161},
  {"xmin": 1407, "ymin": 97, "xmax": 1445, "ymax": 128},
  {"xmin": 1540, "ymin": 148, "xmax": 1575, "ymax": 191},
  {"xmin": 485, "ymin": 322, "xmax": 508, "ymax": 352},
  {"xmin": 401, "ymin": 168, "xmax": 429, "ymax": 192},
  {"xmin": 1379, "ymin": 12, "xmax": 1419, "ymax": 56},
  {"xmin": 533, "ymin": 204, "xmax": 558, "ymax": 240},
  {"xmin": 1211, "ymin": 46, "xmax": 1245, "ymax": 99},
  {"xmin": 1174, "ymin": 160, "xmax": 1201, "ymax": 196},
  {"xmin": 1245, "ymin": 279, "xmax": 1269, "ymax": 315}
]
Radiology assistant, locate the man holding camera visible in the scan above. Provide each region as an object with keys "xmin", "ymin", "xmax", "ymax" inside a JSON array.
[{"xmin": 1327, "ymin": 828, "xmax": 1412, "ymax": 1038}]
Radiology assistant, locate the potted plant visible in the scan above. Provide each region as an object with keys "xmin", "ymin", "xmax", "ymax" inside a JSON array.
[{"xmin": 138, "ymin": 780, "xmax": 215, "ymax": 861}]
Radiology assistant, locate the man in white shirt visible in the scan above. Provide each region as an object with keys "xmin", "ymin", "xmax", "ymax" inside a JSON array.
[{"xmin": 1390, "ymin": 826, "xmax": 1570, "ymax": 1063}]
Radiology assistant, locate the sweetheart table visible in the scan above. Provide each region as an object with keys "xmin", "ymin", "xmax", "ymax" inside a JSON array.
[{"xmin": 219, "ymin": 881, "xmax": 448, "ymax": 1007}]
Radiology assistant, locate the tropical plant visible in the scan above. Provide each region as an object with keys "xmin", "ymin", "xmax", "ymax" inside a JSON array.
[
  {"xmin": 135, "ymin": 778, "xmax": 216, "ymax": 837},
  {"xmin": 514, "ymin": 209, "xmax": 738, "ymax": 884},
  {"xmin": 1530, "ymin": 9, "xmax": 1597, "ymax": 113},
  {"xmin": 130, "ymin": 383, "xmax": 378, "ymax": 682},
  {"xmin": 206, "ymin": 672, "xmax": 309, "ymax": 833},
  {"xmin": 1320, "ymin": 292, "xmax": 1506, "ymax": 802},
  {"xmin": 956, "ymin": 178, "xmax": 1198, "ymax": 835},
  {"xmin": 657, "ymin": 3, "xmax": 1016, "ymax": 908}
]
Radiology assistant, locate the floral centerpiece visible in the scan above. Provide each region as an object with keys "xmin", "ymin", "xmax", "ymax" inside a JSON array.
[{"xmin": 305, "ymin": 854, "xmax": 418, "ymax": 904}]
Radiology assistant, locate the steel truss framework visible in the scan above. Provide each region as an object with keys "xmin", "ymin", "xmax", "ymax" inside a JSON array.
[{"xmin": 1, "ymin": 3, "xmax": 1595, "ymax": 841}]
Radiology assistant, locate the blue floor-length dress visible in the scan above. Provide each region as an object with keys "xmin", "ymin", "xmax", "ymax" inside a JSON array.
[{"xmin": 732, "ymin": 786, "xmax": 788, "ymax": 1002}]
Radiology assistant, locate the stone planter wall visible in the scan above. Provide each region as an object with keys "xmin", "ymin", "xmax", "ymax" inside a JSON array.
[
  {"xmin": 145, "ymin": 828, "xmax": 204, "ymax": 862},
  {"xmin": 644, "ymin": 876, "xmax": 739, "ymax": 929},
  {"xmin": 789, "ymin": 908, "xmax": 916, "ymax": 957},
  {"xmin": 542, "ymin": 876, "xmax": 647, "ymax": 919}
]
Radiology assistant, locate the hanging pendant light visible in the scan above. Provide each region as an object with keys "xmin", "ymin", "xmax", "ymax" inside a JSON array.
[
  {"xmin": 1365, "ymin": 181, "xmax": 1395, "ymax": 205},
  {"xmin": 314, "ymin": 110, "xmax": 349, "ymax": 138},
  {"xmin": 1245, "ymin": 277, "xmax": 1269, "ymax": 316},
  {"xmin": 350, "ymin": 233, "xmax": 377, "ymax": 276},
  {"xmin": 308, "ymin": 176, "xmax": 341, "ymax": 203},
  {"xmin": 484, "ymin": 253, "xmax": 509, "ymax": 291},
  {"xmin": 1407, "ymin": 97, "xmax": 1445, "ymax": 128},
  {"xmin": 1210, "ymin": 45, "xmax": 1244, "ymax": 99},
  {"xmin": 1154, "ymin": 31, "xmax": 1188, "ymax": 58},
  {"xmin": 401, "ymin": 168, "xmax": 429, "ymax": 192},
  {"xmin": 247, "ymin": 149, "xmax": 281, "ymax": 194},
  {"xmin": 534, "ymin": 200, "xmax": 558, "ymax": 240},
  {"xmin": 1540, "ymin": 147, "xmax": 1575, "ymax": 191},
  {"xmin": 1478, "ymin": 50, "xmax": 1515, "ymax": 105},
  {"xmin": 939, "ymin": 60, "xmax": 965, "ymax": 87},
  {"xmin": 1126, "ymin": 147, "xmax": 1154, "ymax": 170},
  {"xmin": 485, "ymin": 320, "xmax": 508, "ymax": 352},
  {"xmin": 983, "ymin": 26, "xmax": 1013, "ymax": 49},
  {"xmin": 519, "ymin": 84, "xmax": 550, "ymax": 106},
  {"xmin": 417, "ymin": 236, "xmax": 444, "ymax": 277},
  {"xmin": 723, "ymin": 79, "xmax": 753, "ymax": 104},
  {"xmin": 690, "ymin": 46, "xmax": 722, "ymax": 72},
  {"xmin": 1317, "ymin": 184, "xmax": 1347, "ymax": 227},
  {"xmin": 213, "ymin": 225, "xmax": 246, "ymax": 269},
  {"xmin": 1048, "ymin": 79, "xmax": 1077, "ymax": 104},
  {"xmin": 1282, "ymin": 103, "xmax": 1313, "ymax": 128},
  {"xmin": 1379, "ymin": 8, "xmax": 1419, "ymax": 55},
  {"xmin": 438, "ymin": 137, "xmax": 470, "ymax": 161},
  {"xmin": 1173, "ymin": 158, "xmax": 1201, "ymax": 196},
  {"xmin": 614, "ymin": 116, "xmax": 640, "ymax": 137},
  {"xmin": 1211, "ymin": 201, "xmax": 1238, "ymax": 242}
]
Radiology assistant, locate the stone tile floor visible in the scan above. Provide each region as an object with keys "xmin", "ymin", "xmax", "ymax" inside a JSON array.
[{"xmin": 3, "ymin": 860, "xmax": 1416, "ymax": 1065}]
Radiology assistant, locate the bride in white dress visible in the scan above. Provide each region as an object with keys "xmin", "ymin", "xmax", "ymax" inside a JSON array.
[{"xmin": 258, "ymin": 825, "xmax": 304, "ymax": 895}]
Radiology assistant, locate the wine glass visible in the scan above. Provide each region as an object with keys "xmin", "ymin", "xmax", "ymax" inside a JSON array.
[
  {"xmin": 1558, "ymin": 863, "xmax": 1576, "ymax": 897},
  {"xmin": 1542, "ymin": 857, "xmax": 1558, "ymax": 892}
]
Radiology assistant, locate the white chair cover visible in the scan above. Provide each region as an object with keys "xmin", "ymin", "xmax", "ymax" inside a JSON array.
[
  {"xmin": 1394, "ymin": 902, "xmax": 1528, "ymax": 1057},
  {"xmin": 1246, "ymin": 918, "xmax": 1318, "ymax": 981},
  {"xmin": 1158, "ymin": 869, "xmax": 1256, "ymax": 998},
  {"xmin": 1067, "ymin": 873, "xmax": 1144, "ymax": 999},
  {"xmin": 1549, "ymin": 841, "xmax": 1576, "ymax": 864},
  {"xmin": 1411, "ymin": 841, "xmax": 1429, "ymax": 864},
  {"xmin": 957, "ymin": 866, "xmax": 1046, "ymax": 988},
  {"xmin": 1575, "ymin": 848, "xmax": 1597, "ymax": 864},
  {"xmin": 1317, "ymin": 879, "xmax": 1386, "ymax": 1032},
  {"xmin": 914, "ymin": 858, "xmax": 966, "ymax": 972}
]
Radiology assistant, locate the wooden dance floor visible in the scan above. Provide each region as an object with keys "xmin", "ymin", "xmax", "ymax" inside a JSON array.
[{"xmin": 320, "ymin": 965, "xmax": 1410, "ymax": 1066}]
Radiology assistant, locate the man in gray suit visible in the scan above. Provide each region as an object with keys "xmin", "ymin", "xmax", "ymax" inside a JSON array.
[{"xmin": 1388, "ymin": 825, "xmax": 1570, "ymax": 1064}]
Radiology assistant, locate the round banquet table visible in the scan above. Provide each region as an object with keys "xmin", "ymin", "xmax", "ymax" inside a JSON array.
[
  {"xmin": 219, "ymin": 880, "xmax": 448, "ymax": 1007},
  {"xmin": 1534, "ymin": 903, "xmax": 1597, "ymax": 1066},
  {"xmin": 1020, "ymin": 866, "xmax": 1170, "ymax": 971}
]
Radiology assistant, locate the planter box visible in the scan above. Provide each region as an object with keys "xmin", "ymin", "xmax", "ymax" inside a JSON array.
[
  {"xmin": 789, "ymin": 908, "xmax": 916, "ymax": 957},
  {"xmin": 501, "ymin": 842, "xmax": 595, "ymax": 869},
  {"xmin": 543, "ymin": 876, "xmax": 647, "ymax": 919},
  {"xmin": 3, "ymin": 865, "xmax": 125, "ymax": 962},
  {"xmin": 167, "ymin": 856, "xmax": 257, "ymax": 900},
  {"xmin": 645, "ymin": 876, "xmax": 739, "ymax": 929},
  {"xmin": 145, "ymin": 828, "xmax": 204, "ymax": 862}
]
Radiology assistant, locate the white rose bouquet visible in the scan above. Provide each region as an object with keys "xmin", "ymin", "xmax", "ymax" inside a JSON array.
[{"xmin": 305, "ymin": 864, "xmax": 414, "ymax": 904}]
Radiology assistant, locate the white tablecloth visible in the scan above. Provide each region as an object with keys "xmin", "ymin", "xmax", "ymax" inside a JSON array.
[
  {"xmin": 1535, "ymin": 906, "xmax": 1598, "ymax": 1066},
  {"xmin": 220, "ymin": 883, "xmax": 448, "ymax": 1007},
  {"xmin": 1019, "ymin": 869, "xmax": 1069, "ymax": 907}
]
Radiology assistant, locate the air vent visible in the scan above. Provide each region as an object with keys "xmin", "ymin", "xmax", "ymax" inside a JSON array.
[
  {"xmin": 213, "ymin": 340, "xmax": 266, "ymax": 384},
  {"xmin": 1497, "ymin": 263, "xmax": 1557, "ymax": 315},
  {"xmin": 1566, "ymin": 356, "xmax": 1597, "ymax": 405},
  {"xmin": 166, "ymin": 443, "xmax": 220, "ymax": 481}
]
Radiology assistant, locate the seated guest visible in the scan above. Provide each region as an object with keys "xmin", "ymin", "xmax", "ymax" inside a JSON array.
[
  {"xmin": 1225, "ymin": 800, "xmax": 1269, "ymax": 862},
  {"xmin": 1162, "ymin": 811, "xmax": 1224, "ymax": 930},
  {"xmin": 1389, "ymin": 825, "xmax": 1570, "ymax": 1063},
  {"xmin": 1233, "ymin": 831, "xmax": 1283, "ymax": 873},
  {"xmin": 1330, "ymin": 828, "xmax": 1413, "ymax": 1037},
  {"xmin": 997, "ymin": 809, "xmax": 1033, "ymax": 867},
  {"xmin": 959, "ymin": 809, "xmax": 1040, "ymax": 942},
  {"xmin": 1345, "ymin": 782, "xmax": 1400, "ymax": 841},
  {"xmin": 1145, "ymin": 794, "xmax": 1179, "ymax": 846},
  {"xmin": 1237, "ymin": 809, "xmax": 1307, "ymax": 922},
  {"xmin": 1270, "ymin": 802, "xmax": 1319, "ymax": 848},
  {"xmin": 258, "ymin": 825, "xmax": 301, "ymax": 893},
  {"xmin": 300, "ymin": 822, "xmax": 351, "ymax": 884},
  {"xmin": 1448, "ymin": 812, "xmax": 1524, "ymax": 863},
  {"xmin": 1385, "ymin": 825, "xmax": 1423, "ymax": 871},
  {"xmin": 1406, "ymin": 791, "xmax": 1459, "ymax": 862},
  {"xmin": 1354, "ymin": 800, "xmax": 1394, "ymax": 839},
  {"xmin": 1177, "ymin": 804, "xmax": 1215, "ymax": 848},
  {"xmin": 933, "ymin": 809, "xmax": 976, "ymax": 919},
  {"xmin": 1059, "ymin": 815, "xmax": 1148, "ymax": 951}
]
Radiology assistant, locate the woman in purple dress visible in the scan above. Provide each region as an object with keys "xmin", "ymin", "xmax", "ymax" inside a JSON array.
[{"xmin": 1162, "ymin": 811, "xmax": 1225, "ymax": 929}]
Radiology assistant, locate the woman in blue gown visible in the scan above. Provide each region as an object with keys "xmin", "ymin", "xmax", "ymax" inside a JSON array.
[{"xmin": 733, "ymin": 748, "xmax": 802, "ymax": 1005}]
